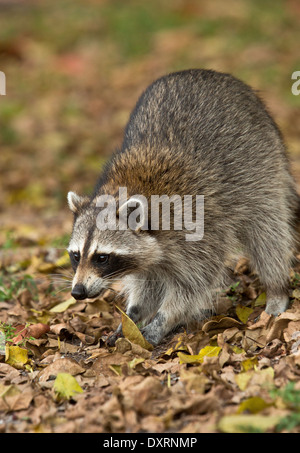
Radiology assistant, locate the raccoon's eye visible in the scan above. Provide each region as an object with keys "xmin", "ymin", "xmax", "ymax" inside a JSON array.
[
  {"xmin": 72, "ymin": 251, "xmax": 80, "ymax": 262},
  {"xmin": 94, "ymin": 254, "xmax": 109, "ymax": 265}
]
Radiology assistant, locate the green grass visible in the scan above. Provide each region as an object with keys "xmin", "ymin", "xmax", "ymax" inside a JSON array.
[
  {"xmin": 101, "ymin": 2, "xmax": 186, "ymax": 58},
  {"xmin": 1, "ymin": 231, "xmax": 17, "ymax": 250},
  {"xmin": 0, "ymin": 0, "xmax": 292, "ymax": 59},
  {"xmin": 0, "ymin": 273, "xmax": 37, "ymax": 302},
  {"xmin": 271, "ymin": 382, "xmax": 300, "ymax": 432},
  {"xmin": 0, "ymin": 321, "xmax": 16, "ymax": 342},
  {"xmin": 50, "ymin": 233, "xmax": 70, "ymax": 249},
  {"xmin": 0, "ymin": 321, "xmax": 36, "ymax": 347}
]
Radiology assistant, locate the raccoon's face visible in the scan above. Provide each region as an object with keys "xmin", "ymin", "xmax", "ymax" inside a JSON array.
[{"xmin": 67, "ymin": 191, "xmax": 162, "ymax": 300}]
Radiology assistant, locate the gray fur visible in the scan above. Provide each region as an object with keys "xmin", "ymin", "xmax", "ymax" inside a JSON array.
[{"xmin": 68, "ymin": 69, "xmax": 300, "ymax": 346}]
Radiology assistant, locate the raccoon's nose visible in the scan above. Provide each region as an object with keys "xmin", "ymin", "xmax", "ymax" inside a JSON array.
[{"xmin": 71, "ymin": 283, "xmax": 87, "ymax": 300}]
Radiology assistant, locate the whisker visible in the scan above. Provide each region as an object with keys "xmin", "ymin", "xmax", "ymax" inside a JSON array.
[
  {"xmin": 55, "ymin": 267, "xmax": 74, "ymax": 277},
  {"xmin": 103, "ymin": 270, "xmax": 124, "ymax": 279},
  {"xmin": 105, "ymin": 278, "xmax": 161, "ymax": 282},
  {"xmin": 48, "ymin": 277, "xmax": 73, "ymax": 284},
  {"xmin": 48, "ymin": 272, "xmax": 73, "ymax": 277},
  {"xmin": 53, "ymin": 285, "xmax": 73, "ymax": 295}
]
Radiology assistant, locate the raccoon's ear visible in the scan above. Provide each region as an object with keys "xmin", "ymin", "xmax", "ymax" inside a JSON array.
[
  {"xmin": 67, "ymin": 191, "xmax": 89, "ymax": 214},
  {"xmin": 118, "ymin": 196, "xmax": 148, "ymax": 233}
]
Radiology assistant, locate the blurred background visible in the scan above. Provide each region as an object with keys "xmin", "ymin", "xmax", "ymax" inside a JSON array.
[{"xmin": 0, "ymin": 0, "xmax": 299, "ymax": 246}]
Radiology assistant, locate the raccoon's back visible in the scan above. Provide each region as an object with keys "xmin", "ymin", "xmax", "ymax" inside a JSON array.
[
  {"xmin": 95, "ymin": 69, "xmax": 296, "ymax": 214},
  {"xmin": 122, "ymin": 69, "xmax": 285, "ymax": 165}
]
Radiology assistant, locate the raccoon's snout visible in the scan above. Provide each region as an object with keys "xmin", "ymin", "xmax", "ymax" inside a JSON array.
[{"xmin": 71, "ymin": 283, "xmax": 88, "ymax": 300}]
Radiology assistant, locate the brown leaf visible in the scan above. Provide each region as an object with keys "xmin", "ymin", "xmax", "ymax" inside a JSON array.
[
  {"xmin": 12, "ymin": 323, "xmax": 50, "ymax": 344},
  {"xmin": 0, "ymin": 363, "xmax": 21, "ymax": 381},
  {"xmin": 4, "ymin": 387, "xmax": 33, "ymax": 411},
  {"xmin": 169, "ymin": 393, "xmax": 220, "ymax": 416},
  {"xmin": 248, "ymin": 311, "xmax": 273, "ymax": 330},
  {"xmin": 122, "ymin": 376, "xmax": 165, "ymax": 415},
  {"xmin": 91, "ymin": 350, "xmax": 136, "ymax": 377},
  {"xmin": 115, "ymin": 338, "xmax": 152, "ymax": 359},
  {"xmin": 29, "ymin": 323, "xmax": 50, "ymax": 339},
  {"xmin": 202, "ymin": 316, "xmax": 243, "ymax": 336},
  {"xmin": 283, "ymin": 320, "xmax": 300, "ymax": 342},
  {"xmin": 50, "ymin": 323, "xmax": 72, "ymax": 336},
  {"xmin": 38, "ymin": 358, "xmax": 86, "ymax": 382}
]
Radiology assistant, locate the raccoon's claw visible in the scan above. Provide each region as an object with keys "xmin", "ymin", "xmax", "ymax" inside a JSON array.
[
  {"xmin": 140, "ymin": 326, "xmax": 161, "ymax": 347},
  {"xmin": 107, "ymin": 329, "xmax": 124, "ymax": 347}
]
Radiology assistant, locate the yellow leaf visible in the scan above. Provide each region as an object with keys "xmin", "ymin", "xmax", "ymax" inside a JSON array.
[
  {"xmin": 109, "ymin": 365, "xmax": 122, "ymax": 376},
  {"xmin": 54, "ymin": 252, "xmax": 71, "ymax": 268},
  {"xmin": 28, "ymin": 255, "xmax": 43, "ymax": 272},
  {"xmin": 30, "ymin": 309, "xmax": 53, "ymax": 325},
  {"xmin": 235, "ymin": 367, "xmax": 274, "ymax": 391},
  {"xmin": 236, "ymin": 305, "xmax": 253, "ymax": 324},
  {"xmin": 128, "ymin": 357, "xmax": 145, "ymax": 369},
  {"xmin": 241, "ymin": 357, "xmax": 258, "ymax": 372},
  {"xmin": 53, "ymin": 373, "xmax": 83, "ymax": 400},
  {"xmin": 116, "ymin": 306, "xmax": 153, "ymax": 351},
  {"xmin": 5, "ymin": 345, "xmax": 28, "ymax": 369},
  {"xmin": 232, "ymin": 346, "xmax": 245, "ymax": 354},
  {"xmin": 164, "ymin": 341, "xmax": 188, "ymax": 356},
  {"xmin": 38, "ymin": 251, "xmax": 71, "ymax": 273},
  {"xmin": 178, "ymin": 345, "xmax": 221, "ymax": 364},
  {"xmin": 218, "ymin": 414, "xmax": 281, "ymax": 433},
  {"xmin": 254, "ymin": 292, "xmax": 267, "ymax": 307},
  {"xmin": 235, "ymin": 370, "xmax": 253, "ymax": 391},
  {"xmin": 50, "ymin": 297, "xmax": 77, "ymax": 313},
  {"xmin": 0, "ymin": 384, "xmax": 21, "ymax": 399},
  {"xmin": 292, "ymin": 288, "xmax": 300, "ymax": 300},
  {"xmin": 37, "ymin": 262, "xmax": 56, "ymax": 273},
  {"xmin": 167, "ymin": 373, "xmax": 171, "ymax": 388},
  {"xmin": 237, "ymin": 396, "xmax": 271, "ymax": 414},
  {"xmin": 255, "ymin": 367, "xmax": 274, "ymax": 381}
]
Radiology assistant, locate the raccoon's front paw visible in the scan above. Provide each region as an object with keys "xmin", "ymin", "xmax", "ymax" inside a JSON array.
[
  {"xmin": 140, "ymin": 325, "xmax": 161, "ymax": 347},
  {"xmin": 141, "ymin": 311, "xmax": 176, "ymax": 346}
]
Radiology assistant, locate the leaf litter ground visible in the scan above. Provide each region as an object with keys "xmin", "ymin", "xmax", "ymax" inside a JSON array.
[
  {"xmin": 0, "ymin": 0, "xmax": 300, "ymax": 434},
  {"xmin": 2, "ymin": 242, "xmax": 300, "ymax": 433}
]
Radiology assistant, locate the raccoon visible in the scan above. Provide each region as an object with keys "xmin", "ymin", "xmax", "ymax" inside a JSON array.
[{"xmin": 67, "ymin": 69, "xmax": 300, "ymax": 346}]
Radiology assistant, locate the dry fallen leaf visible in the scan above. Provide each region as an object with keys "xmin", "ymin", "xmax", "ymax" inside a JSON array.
[
  {"xmin": 12, "ymin": 323, "xmax": 50, "ymax": 344},
  {"xmin": 5, "ymin": 345, "xmax": 29, "ymax": 369},
  {"xmin": 237, "ymin": 396, "xmax": 271, "ymax": 414},
  {"xmin": 254, "ymin": 292, "xmax": 267, "ymax": 307},
  {"xmin": 218, "ymin": 414, "xmax": 281, "ymax": 433},
  {"xmin": 53, "ymin": 372, "xmax": 83, "ymax": 400},
  {"xmin": 50, "ymin": 298, "xmax": 78, "ymax": 313},
  {"xmin": 116, "ymin": 306, "xmax": 153, "ymax": 351},
  {"xmin": 38, "ymin": 357, "xmax": 86, "ymax": 382},
  {"xmin": 202, "ymin": 316, "xmax": 243, "ymax": 336},
  {"xmin": 236, "ymin": 305, "xmax": 254, "ymax": 324},
  {"xmin": 177, "ymin": 345, "xmax": 221, "ymax": 364}
]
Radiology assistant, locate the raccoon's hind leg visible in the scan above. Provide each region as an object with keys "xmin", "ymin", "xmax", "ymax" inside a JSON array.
[{"xmin": 242, "ymin": 215, "xmax": 293, "ymax": 316}]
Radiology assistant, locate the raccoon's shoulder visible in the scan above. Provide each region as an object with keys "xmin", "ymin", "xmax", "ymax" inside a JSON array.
[{"xmin": 91, "ymin": 143, "xmax": 187, "ymax": 200}]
